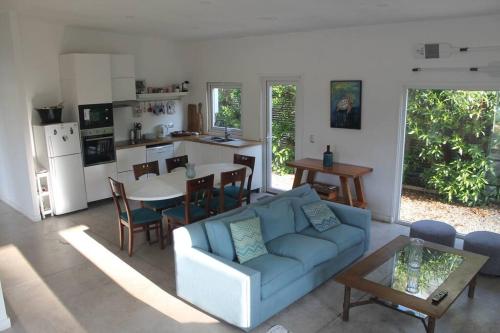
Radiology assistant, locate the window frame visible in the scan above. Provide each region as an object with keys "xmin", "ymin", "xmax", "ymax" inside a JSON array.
[{"xmin": 207, "ymin": 82, "xmax": 243, "ymax": 135}]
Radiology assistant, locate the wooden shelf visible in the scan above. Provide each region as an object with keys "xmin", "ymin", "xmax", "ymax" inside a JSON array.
[{"xmin": 136, "ymin": 92, "xmax": 188, "ymax": 101}]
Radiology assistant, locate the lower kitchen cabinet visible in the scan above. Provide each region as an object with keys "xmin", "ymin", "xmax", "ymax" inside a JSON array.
[
  {"xmin": 117, "ymin": 170, "xmax": 136, "ymax": 183},
  {"xmin": 84, "ymin": 162, "xmax": 117, "ymax": 202}
]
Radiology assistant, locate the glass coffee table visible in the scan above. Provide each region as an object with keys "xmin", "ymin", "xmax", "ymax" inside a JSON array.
[{"xmin": 335, "ymin": 236, "xmax": 489, "ymax": 333}]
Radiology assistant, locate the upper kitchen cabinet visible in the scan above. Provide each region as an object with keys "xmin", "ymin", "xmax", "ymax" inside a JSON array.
[
  {"xmin": 111, "ymin": 54, "xmax": 136, "ymax": 102},
  {"xmin": 60, "ymin": 54, "xmax": 113, "ymax": 106}
]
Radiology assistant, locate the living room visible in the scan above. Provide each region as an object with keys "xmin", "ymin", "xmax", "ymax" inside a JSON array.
[{"xmin": 0, "ymin": 1, "xmax": 499, "ymax": 332}]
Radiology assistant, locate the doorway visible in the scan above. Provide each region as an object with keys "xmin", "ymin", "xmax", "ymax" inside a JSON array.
[
  {"xmin": 264, "ymin": 79, "xmax": 299, "ymax": 193},
  {"xmin": 399, "ymin": 88, "xmax": 499, "ymax": 234}
]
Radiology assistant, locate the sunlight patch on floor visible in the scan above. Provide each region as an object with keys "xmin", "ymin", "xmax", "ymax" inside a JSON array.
[
  {"xmin": 58, "ymin": 225, "xmax": 219, "ymax": 325},
  {"xmin": 0, "ymin": 244, "xmax": 84, "ymax": 332}
]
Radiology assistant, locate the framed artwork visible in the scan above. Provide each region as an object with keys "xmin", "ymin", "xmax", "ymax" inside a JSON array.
[{"xmin": 330, "ymin": 80, "xmax": 362, "ymax": 129}]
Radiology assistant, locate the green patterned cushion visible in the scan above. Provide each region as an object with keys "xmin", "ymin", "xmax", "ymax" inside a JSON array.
[
  {"xmin": 230, "ymin": 217, "xmax": 268, "ymax": 264},
  {"xmin": 301, "ymin": 201, "xmax": 341, "ymax": 232}
]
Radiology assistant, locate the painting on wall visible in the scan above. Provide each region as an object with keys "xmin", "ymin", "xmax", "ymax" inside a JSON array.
[{"xmin": 330, "ymin": 80, "xmax": 362, "ymax": 129}]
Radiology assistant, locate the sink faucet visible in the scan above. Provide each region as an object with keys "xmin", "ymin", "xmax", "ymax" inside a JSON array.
[{"xmin": 224, "ymin": 125, "xmax": 230, "ymax": 140}]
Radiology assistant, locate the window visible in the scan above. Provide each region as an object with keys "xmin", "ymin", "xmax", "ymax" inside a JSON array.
[{"xmin": 207, "ymin": 82, "xmax": 242, "ymax": 133}]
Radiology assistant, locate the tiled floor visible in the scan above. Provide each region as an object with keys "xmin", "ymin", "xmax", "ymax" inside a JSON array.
[{"xmin": 0, "ymin": 197, "xmax": 498, "ymax": 333}]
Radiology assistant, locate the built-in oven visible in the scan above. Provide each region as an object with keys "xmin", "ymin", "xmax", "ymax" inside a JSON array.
[
  {"xmin": 81, "ymin": 127, "xmax": 116, "ymax": 166},
  {"xmin": 78, "ymin": 103, "xmax": 113, "ymax": 130}
]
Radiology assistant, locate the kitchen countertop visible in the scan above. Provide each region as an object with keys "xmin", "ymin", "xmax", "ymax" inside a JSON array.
[{"xmin": 115, "ymin": 135, "xmax": 263, "ymax": 150}]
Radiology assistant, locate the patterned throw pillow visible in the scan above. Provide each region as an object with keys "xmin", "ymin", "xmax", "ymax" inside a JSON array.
[
  {"xmin": 301, "ymin": 201, "xmax": 341, "ymax": 232},
  {"xmin": 230, "ymin": 217, "xmax": 268, "ymax": 264}
]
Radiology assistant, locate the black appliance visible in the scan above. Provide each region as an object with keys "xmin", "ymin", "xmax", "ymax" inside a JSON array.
[
  {"xmin": 81, "ymin": 127, "xmax": 116, "ymax": 166},
  {"xmin": 78, "ymin": 103, "xmax": 113, "ymax": 130}
]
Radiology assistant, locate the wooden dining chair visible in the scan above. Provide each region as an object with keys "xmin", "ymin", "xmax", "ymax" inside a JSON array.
[
  {"xmin": 217, "ymin": 154, "xmax": 255, "ymax": 204},
  {"xmin": 210, "ymin": 167, "xmax": 246, "ymax": 214},
  {"xmin": 109, "ymin": 177, "xmax": 164, "ymax": 256},
  {"xmin": 132, "ymin": 161, "xmax": 179, "ymax": 212},
  {"xmin": 166, "ymin": 155, "xmax": 189, "ymax": 173},
  {"xmin": 163, "ymin": 174, "xmax": 214, "ymax": 241}
]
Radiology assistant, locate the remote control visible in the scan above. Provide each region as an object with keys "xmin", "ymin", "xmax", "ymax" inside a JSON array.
[{"xmin": 432, "ymin": 290, "xmax": 448, "ymax": 304}]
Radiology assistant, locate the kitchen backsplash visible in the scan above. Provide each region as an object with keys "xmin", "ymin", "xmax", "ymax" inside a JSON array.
[{"xmin": 113, "ymin": 100, "xmax": 184, "ymax": 141}]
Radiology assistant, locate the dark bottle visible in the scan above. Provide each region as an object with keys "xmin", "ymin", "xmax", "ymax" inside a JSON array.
[{"xmin": 323, "ymin": 145, "xmax": 333, "ymax": 167}]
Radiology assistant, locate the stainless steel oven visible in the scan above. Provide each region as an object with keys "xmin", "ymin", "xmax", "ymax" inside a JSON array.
[
  {"xmin": 81, "ymin": 127, "xmax": 115, "ymax": 166},
  {"xmin": 78, "ymin": 103, "xmax": 113, "ymax": 130}
]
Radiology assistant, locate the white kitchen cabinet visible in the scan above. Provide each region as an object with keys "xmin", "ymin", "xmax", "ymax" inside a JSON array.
[
  {"xmin": 111, "ymin": 55, "xmax": 135, "ymax": 78},
  {"xmin": 117, "ymin": 170, "xmax": 136, "ymax": 183},
  {"xmin": 60, "ymin": 54, "xmax": 112, "ymax": 105},
  {"xmin": 173, "ymin": 141, "xmax": 185, "ymax": 157},
  {"xmin": 112, "ymin": 78, "xmax": 136, "ymax": 101},
  {"xmin": 116, "ymin": 146, "xmax": 146, "ymax": 173},
  {"xmin": 84, "ymin": 163, "xmax": 117, "ymax": 202},
  {"xmin": 111, "ymin": 54, "xmax": 136, "ymax": 102}
]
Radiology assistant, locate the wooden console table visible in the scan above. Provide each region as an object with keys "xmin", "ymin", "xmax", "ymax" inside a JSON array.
[{"xmin": 286, "ymin": 158, "xmax": 373, "ymax": 208}]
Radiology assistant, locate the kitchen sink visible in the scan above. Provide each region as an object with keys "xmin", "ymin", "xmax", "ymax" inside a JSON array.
[{"xmin": 206, "ymin": 136, "xmax": 235, "ymax": 142}]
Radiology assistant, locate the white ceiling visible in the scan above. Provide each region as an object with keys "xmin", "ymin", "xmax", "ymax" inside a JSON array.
[{"xmin": 2, "ymin": 0, "xmax": 500, "ymax": 40}]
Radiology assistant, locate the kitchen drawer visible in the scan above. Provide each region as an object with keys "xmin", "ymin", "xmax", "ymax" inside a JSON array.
[{"xmin": 116, "ymin": 146, "xmax": 146, "ymax": 173}]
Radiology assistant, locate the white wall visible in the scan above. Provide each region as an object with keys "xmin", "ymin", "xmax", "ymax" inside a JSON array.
[
  {"xmin": 17, "ymin": 17, "xmax": 187, "ymax": 139},
  {"xmin": 180, "ymin": 15, "xmax": 500, "ymax": 222},
  {"xmin": 0, "ymin": 12, "xmax": 40, "ymax": 221}
]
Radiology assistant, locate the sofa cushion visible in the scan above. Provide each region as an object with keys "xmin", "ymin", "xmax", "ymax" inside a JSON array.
[
  {"xmin": 301, "ymin": 201, "xmax": 341, "ymax": 232},
  {"xmin": 230, "ymin": 217, "xmax": 268, "ymax": 264},
  {"xmin": 291, "ymin": 190, "xmax": 322, "ymax": 232},
  {"xmin": 243, "ymin": 253, "xmax": 304, "ymax": 299},
  {"xmin": 300, "ymin": 224, "xmax": 365, "ymax": 253},
  {"xmin": 205, "ymin": 209, "xmax": 256, "ymax": 261},
  {"xmin": 253, "ymin": 198, "xmax": 295, "ymax": 242},
  {"xmin": 266, "ymin": 234, "xmax": 338, "ymax": 271}
]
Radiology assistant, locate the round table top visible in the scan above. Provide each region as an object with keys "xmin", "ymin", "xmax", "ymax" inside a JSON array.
[{"xmin": 125, "ymin": 163, "xmax": 251, "ymax": 201}]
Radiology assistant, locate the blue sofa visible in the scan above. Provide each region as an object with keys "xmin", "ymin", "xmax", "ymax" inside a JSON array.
[{"xmin": 173, "ymin": 184, "xmax": 371, "ymax": 331}]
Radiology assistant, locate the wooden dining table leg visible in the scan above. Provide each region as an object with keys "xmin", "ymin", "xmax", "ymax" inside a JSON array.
[
  {"xmin": 340, "ymin": 176, "xmax": 353, "ymax": 206},
  {"xmin": 292, "ymin": 167, "xmax": 305, "ymax": 188},
  {"xmin": 353, "ymin": 176, "xmax": 366, "ymax": 205}
]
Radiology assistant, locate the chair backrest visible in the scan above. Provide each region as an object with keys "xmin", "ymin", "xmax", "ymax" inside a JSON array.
[
  {"xmin": 219, "ymin": 167, "xmax": 246, "ymax": 213},
  {"xmin": 108, "ymin": 177, "xmax": 133, "ymax": 224},
  {"xmin": 133, "ymin": 161, "xmax": 160, "ymax": 180},
  {"xmin": 233, "ymin": 154, "xmax": 255, "ymax": 192},
  {"xmin": 166, "ymin": 155, "xmax": 189, "ymax": 173},
  {"xmin": 184, "ymin": 174, "xmax": 214, "ymax": 223}
]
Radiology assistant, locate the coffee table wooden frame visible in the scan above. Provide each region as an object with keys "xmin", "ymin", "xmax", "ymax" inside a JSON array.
[{"xmin": 335, "ymin": 236, "xmax": 489, "ymax": 333}]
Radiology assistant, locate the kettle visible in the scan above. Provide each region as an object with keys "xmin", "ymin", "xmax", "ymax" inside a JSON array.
[{"xmin": 158, "ymin": 124, "xmax": 169, "ymax": 138}]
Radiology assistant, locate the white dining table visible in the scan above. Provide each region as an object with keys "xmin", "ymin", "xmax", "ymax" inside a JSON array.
[{"xmin": 124, "ymin": 163, "xmax": 251, "ymax": 201}]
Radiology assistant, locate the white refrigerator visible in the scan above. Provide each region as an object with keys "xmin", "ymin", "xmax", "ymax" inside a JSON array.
[{"xmin": 33, "ymin": 122, "xmax": 88, "ymax": 215}]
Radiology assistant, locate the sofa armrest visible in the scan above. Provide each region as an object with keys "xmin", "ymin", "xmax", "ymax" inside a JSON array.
[
  {"xmin": 174, "ymin": 246, "xmax": 261, "ymax": 330},
  {"xmin": 324, "ymin": 201, "xmax": 371, "ymax": 251}
]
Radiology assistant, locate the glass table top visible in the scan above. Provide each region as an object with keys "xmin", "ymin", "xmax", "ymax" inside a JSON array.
[{"xmin": 365, "ymin": 244, "xmax": 464, "ymax": 299}]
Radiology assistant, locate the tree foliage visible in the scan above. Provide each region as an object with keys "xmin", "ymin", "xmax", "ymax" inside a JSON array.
[
  {"xmin": 404, "ymin": 89, "xmax": 498, "ymax": 206},
  {"xmin": 272, "ymin": 85, "xmax": 296, "ymax": 175},
  {"xmin": 214, "ymin": 88, "xmax": 241, "ymax": 129}
]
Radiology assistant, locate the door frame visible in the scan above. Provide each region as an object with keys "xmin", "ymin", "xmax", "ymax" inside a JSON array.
[
  {"xmin": 393, "ymin": 82, "xmax": 500, "ymax": 223},
  {"xmin": 260, "ymin": 75, "xmax": 303, "ymax": 193}
]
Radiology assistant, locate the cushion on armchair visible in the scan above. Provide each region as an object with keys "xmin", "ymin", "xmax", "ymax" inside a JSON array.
[
  {"xmin": 230, "ymin": 217, "xmax": 268, "ymax": 264},
  {"xmin": 205, "ymin": 209, "xmax": 256, "ymax": 261},
  {"xmin": 266, "ymin": 233, "xmax": 338, "ymax": 271},
  {"xmin": 243, "ymin": 253, "xmax": 304, "ymax": 299},
  {"xmin": 301, "ymin": 224, "xmax": 365, "ymax": 253},
  {"xmin": 301, "ymin": 201, "xmax": 341, "ymax": 232},
  {"xmin": 253, "ymin": 198, "xmax": 295, "ymax": 242}
]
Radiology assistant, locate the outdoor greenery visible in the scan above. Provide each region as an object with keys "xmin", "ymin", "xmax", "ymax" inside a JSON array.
[
  {"xmin": 404, "ymin": 89, "xmax": 498, "ymax": 206},
  {"xmin": 214, "ymin": 88, "xmax": 241, "ymax": 129},
  {"xmin": 271, "ymin": 85, "xmax": 296, "ymax": 175}
]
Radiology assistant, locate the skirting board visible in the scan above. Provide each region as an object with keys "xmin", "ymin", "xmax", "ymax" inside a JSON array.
[{"xmin": 0, "ymin": 281, "xmax": 11, "ymax": 331}]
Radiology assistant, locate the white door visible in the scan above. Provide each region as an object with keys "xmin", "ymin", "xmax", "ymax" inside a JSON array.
[
  {"xmin": 264, "ymin": 78, "xmax": 300, "ymax": 193},
  {"xmin": 46, "ymin": 123, "xmax": 81, "ymax": 157},
  {"xmin": 50, "ymin": 154, "xmax": 87, "ymax": 215}
]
